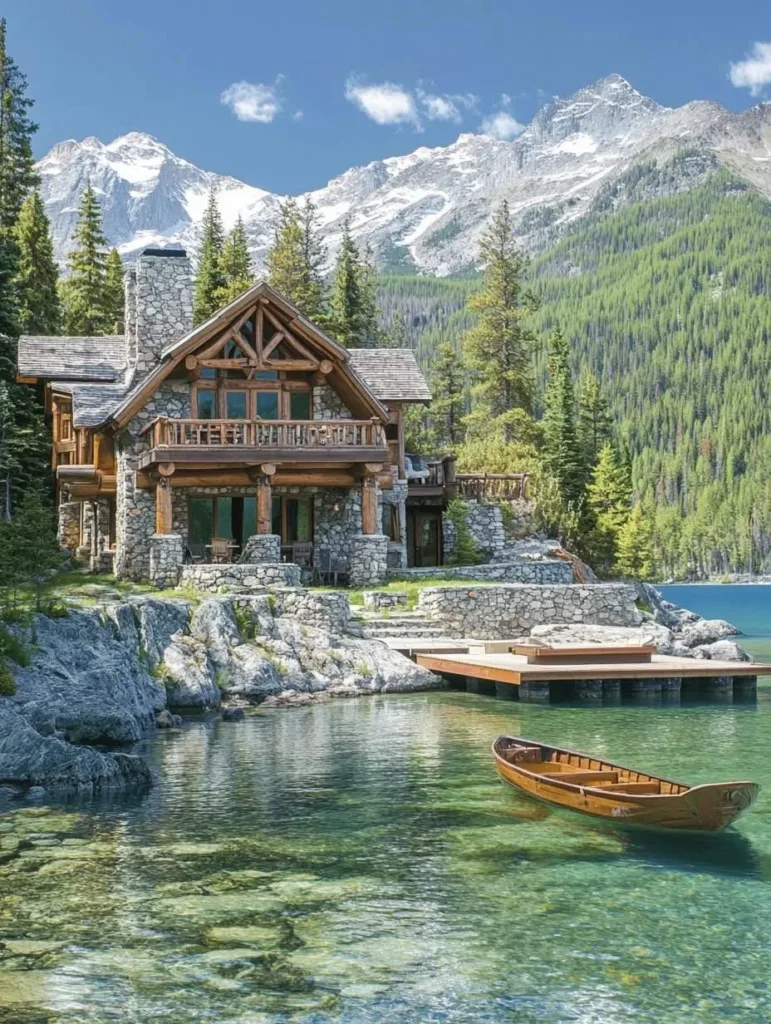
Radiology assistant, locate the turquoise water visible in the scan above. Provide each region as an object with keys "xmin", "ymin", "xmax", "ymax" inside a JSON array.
[
  {"xmin": 659, "ymin": 584, "xmax": 771, "ymax": 663},
  {"xmin": 3, "ymin": 692, "xmax": 771, "ymax": 1023}
]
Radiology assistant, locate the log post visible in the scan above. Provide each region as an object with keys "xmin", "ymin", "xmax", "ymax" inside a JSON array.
[
  {"xmin": 155, "ymin": 463, "xmax": 175, "ymax": 535},
  {"xmin": 255, "ymin": 463, "xmax": 276, "ymax": 534},
  {"xmin": 361, "ymin": 466, "xmax": 381, "ymax": 536}
]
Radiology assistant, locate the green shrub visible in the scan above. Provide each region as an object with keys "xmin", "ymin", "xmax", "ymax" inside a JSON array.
[
  {"xmin": 233, "ymin": 605, "xmax": 256, "ymax": 640},
  {"xmin": 0, "ymin": 624, "xmax": 30, "ymax": 666},
  {"xmin": 0, "ymin": 662, "xmax": 16, "ymax": 696},
  {"xmin": 444, "ymin": 499, "xmax": 483, "ymax": 566}
]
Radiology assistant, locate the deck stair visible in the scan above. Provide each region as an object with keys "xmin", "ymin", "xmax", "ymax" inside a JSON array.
[{"xmin": 352, "ymin": 609, "xmax": 447, "ymax": 639}]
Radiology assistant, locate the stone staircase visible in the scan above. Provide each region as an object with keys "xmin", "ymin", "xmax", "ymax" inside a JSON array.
[{"xmin": 351, "ymin": 609, "xmax": 447, "ymax": 640}]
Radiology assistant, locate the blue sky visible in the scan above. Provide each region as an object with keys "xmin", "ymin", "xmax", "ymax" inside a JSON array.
[{"xmin": 5, "ymin": 0, "xmax": 771, "ymax": 194}]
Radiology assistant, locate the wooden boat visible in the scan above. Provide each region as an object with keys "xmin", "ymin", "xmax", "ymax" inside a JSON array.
[{"xmin": 492, "ymin": 735, "xmax": 759, "ymax": 832}]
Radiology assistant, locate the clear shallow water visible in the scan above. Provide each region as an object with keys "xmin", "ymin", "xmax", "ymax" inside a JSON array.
[
  {"xmin": 3, "ymin": 692, "xmax": 771, "ymax": 1023},
  {"xmin": 659, "ymin": 584, "xmax": 771, "ymax": 664}
]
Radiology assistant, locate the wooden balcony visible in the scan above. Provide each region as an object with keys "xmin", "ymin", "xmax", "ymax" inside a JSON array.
[
  {"xmin": 457, "ymin": 472, "xmax": 530, "ymax": 501},
  {"xmin": 138, "ymin": 416, "xmax": 390, "ymax": 471}
]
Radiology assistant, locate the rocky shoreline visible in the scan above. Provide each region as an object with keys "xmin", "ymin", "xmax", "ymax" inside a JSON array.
[
  {"xmin": 0, "ymin": 593, "xmax": 438, "ymax": 801},
  {"xmin": 0, "ymin": 583, "xmax": 751, "ymax": 803}
]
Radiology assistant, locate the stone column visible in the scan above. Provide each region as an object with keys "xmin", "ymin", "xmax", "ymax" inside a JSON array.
[
  {"xmin": 348, "ymin": 534, "xmax": 388, "ymax": 587},
  {"xmin": 240, "ymin": 534, "xmax": 281, "ymax": 563},
  {"xmin": 149, "ymin": 534, "xmax": 184, "ymax": 589},
  {"xmin": 58, "ymin": 500, "xmax": 81, "ymax": 557}
]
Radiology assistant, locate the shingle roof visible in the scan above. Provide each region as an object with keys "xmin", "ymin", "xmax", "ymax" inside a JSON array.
[
  {"xmin": 18, "ymin": 335, "xmax": 126, "ymax": 381},
  {"xmin": 53, "ymin": 375, "xmax": 135, "ymax": 428},
  {"xmin": 347, "ymin": 348, "xmax": 431, "ymax": 404}
]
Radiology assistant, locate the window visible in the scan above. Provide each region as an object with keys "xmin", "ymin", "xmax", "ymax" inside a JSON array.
[
  {"xmin": 200, "ymin": 367, "xmax": 216, "ymax": 380},
  {"xmin": 197, "ymin": 389, "xmax": 217, "ymax": 419},
  {"xmin": 256, "ymin": 391, "xmax": 279, "ymax": 419},
  {"xmin": 226, "ymin": 391, "xmax": 248, "ymax": 419},
  {"xmin": 289, "ymin": 391, "xmax": 312, "ymax": 420},
  {"xmin": 255, "ymin": 370, "xmax": 278, "ymax": 380},
  {"xmin": 286, "ymin": 498, "xmax": 312, "ymax": 543}
]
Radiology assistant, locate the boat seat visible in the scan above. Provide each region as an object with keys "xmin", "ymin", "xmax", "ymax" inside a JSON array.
[
  {"xmin": 546, "ymin": 770, "xmax": 620, "ymax": 785},
  {"xmin": 598, "ymin": 782, "xmax": 660, "ymax": 794}
]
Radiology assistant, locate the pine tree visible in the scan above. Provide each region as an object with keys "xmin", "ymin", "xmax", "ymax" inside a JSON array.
[
  {"xmin": 329, "ymin": 220, "xmax": 367, "ymax": 347},
  {"xmin": 218, "ymin": 217, "xmax": 253, "ymax": 305},
  {"xmin": 577, "ymin": 371, "xmax": 613, "ymax": 468},
  {"xmin": 13, "ymin": 190, "xmax": 60, "ymax": 334},
  {"xmin": 615, "ymin": 502, "xmax": 655, "ymax": 580},
  {"xmin": 586, "ymin": 442, "xmax": 633, "ymax": 572},
  {"xmin": 298, "ymin": 197, "xmax": 327, "ymax": 320},
  {"xmin": 192, "ymin": 187, "xmax": 226, "ymax": 325},
  {"xmin": 0, "ymin": 18, "xmax": 38, "ymax": 236},
  {"xmin": 462, "ymin": 201, "xmax": 537, "ymax": 441},
  {"xmin": 541, "ymin": 328, "xmax": 585, "ymax": 505},
  {"xmin": 0, "ymin": 21, "xmax": 49, "ymax": 520},
  {"xmin": 428, "ymin": 342, "xmax": 465, "ymax": 450},
  {"xmin": 60, "ymin": 184, "xmax": 109, "ymax": 335},
  {"xmin": 103, "ymin": 248, "xmax": 124, "ymax": 334},
  {"xmin": 267, "ymin": 198, "xmax": 305, "ymax": 304}
]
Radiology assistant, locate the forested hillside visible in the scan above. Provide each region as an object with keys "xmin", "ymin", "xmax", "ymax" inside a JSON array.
[{"xmin": 377, "ymin": 163, "xmax": 771, "ymax": 578}]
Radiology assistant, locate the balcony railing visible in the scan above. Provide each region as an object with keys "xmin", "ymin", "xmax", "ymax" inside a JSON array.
[
  {"xmin": 146, "ymin": 417, "xmax": 387, "ymax": 450},
  {"xmin": 456, "ymin": 472, "xmax": 530, "ymax": 501}
]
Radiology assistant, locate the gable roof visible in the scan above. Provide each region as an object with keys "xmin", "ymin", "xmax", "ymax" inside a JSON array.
[
  {"xmin": 18, "ymin": 335, "xmax": 126, "ymax": 382},
  {"xmin": 348, "ymin": 349, "xmax": 431, "ymax": 403},
  {"xmin": 111, "ymin": 281, "xmax": 390, "ymax": 428}
]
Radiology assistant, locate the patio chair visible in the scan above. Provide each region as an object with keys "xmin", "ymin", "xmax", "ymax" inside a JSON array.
[
  {"xmin": 330, "ymin": 556, "xmax": 349, "ymax": 587},
  {"xmin": 291, "ymin": 542, "xmax": 314, "ymax": 568},
  {"xmin": 313, "ymin": 546, "xmax": 332, "ymax": 585},
  {"xmin": 185, "ymin": 542, "xmax": 206, "ymax": 564},
  {"xmin": 209, "ymin": 537, "xmax": 234, "ymax": 564}
]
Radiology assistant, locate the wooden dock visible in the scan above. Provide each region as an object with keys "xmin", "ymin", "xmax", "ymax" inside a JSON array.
[{"xmin": 385, "ymin": 639, "xmax": 771, "ymax": 703}]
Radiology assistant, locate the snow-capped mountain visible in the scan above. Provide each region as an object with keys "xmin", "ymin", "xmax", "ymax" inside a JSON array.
[{"xmin": 37, "ymin": 74, "xmax": 771, "ymax": 275}]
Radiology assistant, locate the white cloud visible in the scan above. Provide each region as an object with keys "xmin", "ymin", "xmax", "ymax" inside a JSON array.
[
  {"xmin": 480, "ymin": 109, "xmax": 525, "ymax": 140},
  {"xmin": 292, "ymin": 110, "xmax": 304, "ymax": 121},
  {"xmin": 344, "ymin": 77, "xmax": 421, "ymax": 129},
  {"xmin": 221, "ymin": 79, "xmax": 283, "ymax": 123},
  {"xmin": 417, "ymin": 89, "xmax": 479, "ymax": 123},
  {"xmin": 729, "ymin": 41, "xmax": 771, "ymax": 96}
]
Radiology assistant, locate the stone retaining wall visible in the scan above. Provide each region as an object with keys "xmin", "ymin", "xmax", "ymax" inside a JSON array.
[
  {"xmin": 272, "ymin": 590, "xmax": 351, "ymax": 632},
  {"xmin": 179, "ymin": 562, "xmax": 301, "ymax": 592},
  {"xmin": 388, "ymin": 560, "xmax": 573, "ymax": 584},
  {"xmin": 443, "ymin": 501, "xmax": 505, "ymax": 562},
  {"xmin": 417, "ymin": 583, "xmax": 641, "ymax": 639}
]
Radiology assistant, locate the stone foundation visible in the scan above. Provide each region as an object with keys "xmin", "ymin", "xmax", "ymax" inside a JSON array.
[
  {"xmin": 417, "ymin": 583, "xmax": 641, "ymax": 639},
  {"xmin": 348, "ymin": 534, "xmax": 389, "ymax": 587},
  {"xmin": 240, "ymin": 534, "xmax": 282, "ymax": 563},
  {"xmin": 388, "ymin": 560, "xmax": 573, "ymax": 584},
  {"xmin": 179, "ymin": 562, "xmax": 301, "ymax": 592},
  {"xmin": 149, "ymin": 534, "xmax": 184, "ymax": 589}
]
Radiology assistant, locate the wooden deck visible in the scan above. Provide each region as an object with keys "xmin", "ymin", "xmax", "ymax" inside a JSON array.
[{"xmin": 415, "ymin": 650, "xmax": 771, "ymax": 686}]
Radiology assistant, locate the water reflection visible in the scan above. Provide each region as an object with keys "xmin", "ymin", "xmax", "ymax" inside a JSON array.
[{"xmin": 1, "ymin": 691, "xmax": 771, "ymax": 1022}]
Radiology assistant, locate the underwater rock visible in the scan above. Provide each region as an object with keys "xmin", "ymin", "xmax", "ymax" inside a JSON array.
[{"xmin": 220, "ymin": 707, "xmax": 245, "ymax": 721}]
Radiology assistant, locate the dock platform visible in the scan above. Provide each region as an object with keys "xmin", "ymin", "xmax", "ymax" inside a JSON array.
[{"xmin": 390, "ymin": 640, "xmax": 771, "ymax": 703}]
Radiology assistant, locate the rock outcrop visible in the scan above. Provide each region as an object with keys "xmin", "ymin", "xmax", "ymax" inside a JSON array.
[{"xmin": 0, "ymin": 591, "xmax": 439, "ymax": 797}]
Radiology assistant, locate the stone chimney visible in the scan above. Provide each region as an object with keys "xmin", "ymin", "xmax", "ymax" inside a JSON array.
[{"xmin": 124, "ymin": 247, "xmax": 194, "ymax": 379}]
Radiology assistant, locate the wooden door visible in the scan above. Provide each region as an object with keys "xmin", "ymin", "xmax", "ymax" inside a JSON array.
[{"xmin": 407, "ymin": 509, "xmax": 442, "ymax": 567}]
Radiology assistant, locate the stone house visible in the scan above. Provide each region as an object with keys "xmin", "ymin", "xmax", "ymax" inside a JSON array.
[{"xmin": 18, "ymin": 247, "xmax": 451, "ymax": 588}]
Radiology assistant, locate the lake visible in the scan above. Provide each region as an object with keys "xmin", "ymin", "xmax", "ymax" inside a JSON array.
[
  {"xmin": 3, "ymin": 691, "xmax": 771, "ymax": 1024},
  {"xmin": 659, "ymin": 583, "xmax": 771, "ymax": 663}
]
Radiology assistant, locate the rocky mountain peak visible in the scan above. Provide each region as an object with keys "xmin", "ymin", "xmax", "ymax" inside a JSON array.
[{"xmin": 35, "ymin": 74, "xmax": 771, "ymax": 275}]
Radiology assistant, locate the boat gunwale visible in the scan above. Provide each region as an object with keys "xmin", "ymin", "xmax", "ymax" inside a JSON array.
[{"xmin": 491, "ymin": 734, "xmax": 757, "ymax": 802}]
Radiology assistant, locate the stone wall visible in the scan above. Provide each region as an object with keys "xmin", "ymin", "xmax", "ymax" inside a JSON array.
[
  {"xmin": 349, "ymin": 534, "xmax": 389, "ymax": 587},
  {"xmin": 179, "ymin": 563, "xmax": 301, "ymax": 592},
  {"xmin": 443, "ymin": 501, "xmax": 505, "ymax": 562},
  {"xmin": 149, "ymin": 534, "xmax": 184, "ymax": 589},
  {"xmin": 115, "ymin": 380, "xmax": 191, "ymax": 581},
  {"xmin": 388, "ymin": 560, "xmax": 573, "ymax": 584},
  {"xmin": 240, "ymin": 534, "xmax": 281, "ymax": 563},
  {"xmin": 270, "ymin": 590, "xmax": 351, "ymax": 632},
  {"xmin": 417, "ymin": 583, "xmax": 641, "ymax": 639},
  {"xmin": 313, "ymin": 384, "xmax": 352, "ymax": 419}
]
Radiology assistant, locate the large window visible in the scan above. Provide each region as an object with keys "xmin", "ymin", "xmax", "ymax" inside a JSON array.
[
  {"xmin": 196, "ymin": 389, "xmax": 217, "ymax": 419},
  {"xmin": 256, "ymin": 391, "xmax": 280, "ymax": 419},
  {"xmin": 226, "ymin": 391, "xmax": 248, "ymax": 419},
  {"xmin": 188, "ymin": 495, "xmax": 312, "ymax": 555},
  {"xmin": 192, "ymin": 381, "xmax": 312, "ymax": 420}
]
